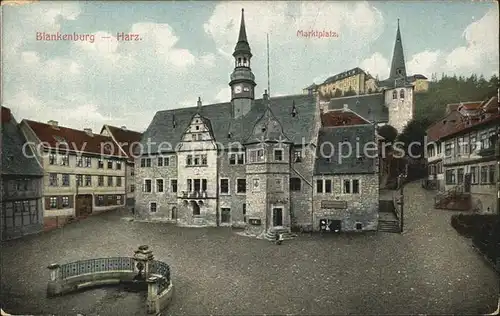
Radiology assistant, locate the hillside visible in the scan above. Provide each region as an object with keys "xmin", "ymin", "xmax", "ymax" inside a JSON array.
[{"xmin": 415, "ymin": 74, "xmax": 499, "ymax": 121}]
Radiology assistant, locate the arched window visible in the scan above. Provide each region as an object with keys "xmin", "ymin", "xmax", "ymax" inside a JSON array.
[
  {"xmin": 400, "ymin": 89, "xmax": 405, "ymax": 99},
  {"xmin": 237, "ymin": 58, "xmax": 242, "ymax": 66},
  {"xmin": 171, "ymin": 207, "xmax": 177, "ymax": 219},
  {"xmin": 243, "ymin": 57, "xmax": 247, "ymax": 66},
  {"xmin": 392, "ymin": 90, "xmax": 397, "ymax": 99}
]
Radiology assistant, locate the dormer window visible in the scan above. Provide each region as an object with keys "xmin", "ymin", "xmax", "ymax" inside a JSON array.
[
  {"xmin": 195, "ymin": 125, "xmax": 199, "ymax": 130},
  {"xmin": 53, "ymin": 135, "xmax": 67, "ymax": 144},
  {"xmin": 261, "ymin": 126, "xmax": 266, "ymax": 132}
]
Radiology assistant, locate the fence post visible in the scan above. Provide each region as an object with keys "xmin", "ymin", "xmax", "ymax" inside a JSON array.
[
  {"xmin": 47, "ymin": 263, "xmax": 61, "ymax": 297},
  {"xmin": 146, "ymin": 276, "xmax": 158, "ymax": 314}
]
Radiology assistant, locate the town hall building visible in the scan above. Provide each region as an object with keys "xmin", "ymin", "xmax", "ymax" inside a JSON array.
[{"xmin": 134, "ymin": 9, "xmax": 415, "ymax": 237}]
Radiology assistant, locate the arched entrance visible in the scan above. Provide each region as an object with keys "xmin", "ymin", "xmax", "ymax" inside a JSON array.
[
  {"xmin": 171, "ymin": 206, "xmax": 177, "ymax": 220},
  {"xmin": 191, "ymin": 201, "xmax": 200, "ymax": 215}
]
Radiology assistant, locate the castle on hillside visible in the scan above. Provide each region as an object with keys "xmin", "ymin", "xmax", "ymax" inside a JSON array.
[
  {"xmin": 303, "ymin": 20, "xmax": 429, "ymax": 99},
  {"xmin": 134, "ymin": 9, "xmax": 415, "ymax": 237}
]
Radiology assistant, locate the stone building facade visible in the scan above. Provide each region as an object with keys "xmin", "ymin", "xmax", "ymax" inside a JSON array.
[{"xmin": 135, "ymin": 9, "xmax": 407, "ymax": 236}]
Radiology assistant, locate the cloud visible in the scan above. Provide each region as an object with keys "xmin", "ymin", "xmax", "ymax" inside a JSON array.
[
  {"xmin": 204, "ymin": 1, "xmax": 384, "ymax": 56},
  {"xmin": 214, "ymin": 87, "xmax": 231, "ymax": 103},
  {"xmin": 407, "ymin": 50, "xmax": 441, "ymax": 79},
  {"xmin": 445, "ymin": 9, "xmax": 498, "ymax": 73},
  {"xmin": 360, "ymin": 52, "xmax": 389, "ymax": 79},
  {"xmin": 3, "ymin": 2, "xmax": 82, "ymax": 57},
  {"xmin": 200, "ymin": 53, "xmax": 216, "ymax": 67}
]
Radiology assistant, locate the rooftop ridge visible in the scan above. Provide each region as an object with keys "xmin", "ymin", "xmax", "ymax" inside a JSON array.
[
  {"xmin": 24, "ymin": 119, "xmax": 114, "ymax": 139},
  {"xmin": 328, "ymin": 93, "xmax": 383, "ymax": 102}
]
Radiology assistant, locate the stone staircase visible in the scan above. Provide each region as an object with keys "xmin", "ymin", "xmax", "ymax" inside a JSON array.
[
  {"xmin": 378, "ymin": 220, "xmax": 400, "ymax": 233},
  {"xmin": 264, "ymin": 227, "xmax": 297, "ymax": 241}
]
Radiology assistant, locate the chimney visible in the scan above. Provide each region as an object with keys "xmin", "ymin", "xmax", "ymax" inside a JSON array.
[
  {"xmin": 47, "ymin": 120, "xmax": 58, "ymax": 127},
  {"xmin": 263, "ymin": 89, "xmax": 269, "ymax": 100},
  {"xmin": 1, "ymin": 107, "xmax": 12, "ymax": 123},
  {"xmin": 197, "ymin": 96, "xmax": 202, "ymax": 108},
  {"xmin": 84, "ymin": 128, "xmax": 93, "ymax": 136},
  {"xmin": 121, "ymin": 126, "xmax": 126, "ymax": 130}
]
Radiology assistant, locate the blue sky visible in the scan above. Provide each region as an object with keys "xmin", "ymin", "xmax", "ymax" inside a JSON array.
[{"xmin": 2, "ymin": 1, "xmax": 498, "ymax": 132}]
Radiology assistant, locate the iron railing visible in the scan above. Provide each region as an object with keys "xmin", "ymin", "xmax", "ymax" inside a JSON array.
[
  {"xmin": 59, "ymin": 257, "xmax": 135, "ymax": 279},
  {"xmin": 150, "ymin": 260, "xmax": 171, "ymax": 294}
]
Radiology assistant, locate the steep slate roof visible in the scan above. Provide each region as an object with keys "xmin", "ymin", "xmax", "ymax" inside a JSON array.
[
  {"xmin": 388, "ymin": 19, "xmax": 407, "ymax": 82},
  {"xmin": 1, "ymin": 107, "xmax": 43, "ymax": 176},
  {"xmin": 243, "ymin": 104, "xmax": 291, "ymax": 144},
  {"xmin": 314, "ymin": 124, "xmax": 377, "ymax": 175},
  {"xmin": 24, "ymin": 120, "xmax": 123, "ymax": 157},
  {"xmin": 139, "ymin": 94, "xmax": 317, "ymax": 154},
  {"xmin": 233, "ymin": 9, "xmax": 252, "ymax": 57},
  {"xmin": 103, "ymin": 125, "xmax": 143, "ymax": 161},
  {"xmin": 328, "ymin": 93, "xmax": 388, "ymax": 123}
]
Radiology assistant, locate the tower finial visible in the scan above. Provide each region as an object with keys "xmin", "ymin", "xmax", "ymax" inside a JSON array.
[{"xmin": 267, "ymin": 33, "xmax": 270, "ymax": 98}]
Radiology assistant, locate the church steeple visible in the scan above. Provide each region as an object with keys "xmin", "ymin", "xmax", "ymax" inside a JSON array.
[
  {"xmin": 389, "ymin": 19, "xmax": 407, "ymax": 82},
  {"xmin": 229, "ymin": 8, "xmax": 256, "ymax": 119}
]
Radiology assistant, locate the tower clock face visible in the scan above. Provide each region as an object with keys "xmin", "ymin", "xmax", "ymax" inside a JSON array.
[{"xmin": 234, "ymin": 85, "xmax": 242, "ymax": 94}]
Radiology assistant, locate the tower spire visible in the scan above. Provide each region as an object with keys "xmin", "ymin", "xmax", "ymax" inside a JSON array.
[
  {"xmin": 389, "ymin": 18, "xmax": 407, "ymax": 82},
  {"xmin": 233, "ymin": 8, "xmax": 252, "ymax": 57},
  {"xmin": 267, "ymin": 33, "xmax": 270, "ymax": 98}
]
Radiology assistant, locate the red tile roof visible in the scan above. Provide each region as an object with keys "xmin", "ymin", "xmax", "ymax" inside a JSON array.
[
  {"xmin": 1, "ymin": 106, "xmax": 12, "ymax": 123},
  {"xmin": 426, "ymin": 110, "xmax": 464, "ymax": 142},
  {"xmin": 103, "ymin": 125, "xmax": 142, "ymax": 161},
  {"xmin": 321, "ymin": 109, "xmax": 370, "ymax": 127},
  {"xmin": 428, "ymin": 97, "xmax": 499, "ymax": 141},
  {"xmin": 24, "ymin": 120, "xmax": 124, "ymax": 157}
]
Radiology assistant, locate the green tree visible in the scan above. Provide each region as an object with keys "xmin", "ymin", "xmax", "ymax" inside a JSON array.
[
  {"xmin": 396, "ymin": 117, "xmax": 433, "ymax": 158},
  {"xmin": 378, "ymin": 124, "xmax": 398, "ymax": 143}
]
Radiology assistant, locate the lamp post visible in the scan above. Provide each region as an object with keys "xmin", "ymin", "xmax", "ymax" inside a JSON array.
[{"xmin": 399, "ymin": 173, "xmax": 406, "ymax": 233}]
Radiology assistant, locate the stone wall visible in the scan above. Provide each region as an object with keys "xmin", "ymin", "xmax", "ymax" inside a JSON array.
[
  {"xmin": 134, "ymin": 154, "xmax": 177, "ymax": 220},
  {"xmin": 384, "ymin": 86, "xmax": 414, "ymax": 134},
  {"xmin": 219, "ymin": 149, "xmax": 247, "ymax": 227},
  {"xmin": 312, "ymin": 173, "xmax": 379, "ymax": 231}
]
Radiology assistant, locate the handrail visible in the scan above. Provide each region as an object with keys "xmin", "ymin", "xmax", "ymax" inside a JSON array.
[{"xmin": 290, "ymin": 165, "xmax": 312, "ymax": 188}]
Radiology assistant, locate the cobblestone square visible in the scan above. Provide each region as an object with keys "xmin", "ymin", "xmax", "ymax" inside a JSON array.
[{"xmin": 1, "ymin": 183, "xmax": 498, "ymax": 315}]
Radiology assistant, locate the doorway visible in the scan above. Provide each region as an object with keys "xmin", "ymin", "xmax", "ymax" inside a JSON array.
[
  {"xmin": 463, "ymin": 173, "xmax": 471, "ymax": 193},
  {"xmin": 329, "ymin": 220, "xmax": 342, "ymax": 232},
  {"xmin": 272, "ymin": 207, "xmax": 283, "ymax": 227},
  {"xmin": 75, "ymin": 195, "xmax": 92, "ymax": 218}
]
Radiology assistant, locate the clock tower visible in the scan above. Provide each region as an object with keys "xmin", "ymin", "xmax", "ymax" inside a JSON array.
[{"xmin": 229, "ymin": 8, "xmax": 256, "ymax": 119}]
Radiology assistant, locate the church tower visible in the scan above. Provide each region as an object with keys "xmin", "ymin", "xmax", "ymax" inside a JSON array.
[
  {"xmin": 388, "ymin": 19, "xmax": 407, "ymax": 86},
  {"xmin": 229, "ymin": 9, "xmax": 256, "ymax": 119},
  {"xmin": 384, "ymin": 19, "xmax": 414, "ymax": 134}
]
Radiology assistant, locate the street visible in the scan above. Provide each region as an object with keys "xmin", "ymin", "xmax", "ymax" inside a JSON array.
[{"xmin": 0, "ymin": 182, "xmax": 498, "ymax": 315}]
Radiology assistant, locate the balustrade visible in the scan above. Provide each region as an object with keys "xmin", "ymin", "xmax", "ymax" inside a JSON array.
[{"xmin": 46, "ymin": 245, "xmax": 173, "ymax": 314}]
